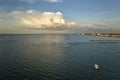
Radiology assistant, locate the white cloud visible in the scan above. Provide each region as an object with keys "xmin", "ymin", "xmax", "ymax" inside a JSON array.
[
  {"xmin": 45, "ymin": 0, "xmax": 63, "ymax": 3},
  {"xmin": 67, "ymin": 22, "xmax": 78, "ymax": 27},
  {"xmin": 26, "ymin": 10, "xmax": 34, "ymax": 14},
  {"xmin": 10, "ymin": 10, "xmax": 78, "ymax": 30},
  {"xmin": 21, "ymin": 0, "xmax": 63, "ymax": 3},
  {"xmin": 87, "ymin": 23, "xmax": 105, "ymax": 29}
]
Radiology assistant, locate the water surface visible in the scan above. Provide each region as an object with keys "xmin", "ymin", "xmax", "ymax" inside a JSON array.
[{"xmin": 0, "ymin": 34, "xmax": 120, "ymax": 80}]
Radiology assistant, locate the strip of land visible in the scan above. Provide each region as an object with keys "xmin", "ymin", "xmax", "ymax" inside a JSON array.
[{"xmin": 79, "ymin": 33, "xmax": 120, "ymax": 38}]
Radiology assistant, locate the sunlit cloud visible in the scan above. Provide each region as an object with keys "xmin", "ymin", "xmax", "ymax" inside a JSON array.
[
  {"xmin": 10, "ymin": 10, "xmax": 78, "ymax": 30},
  {"xmin": 1, "ymin": 9, "xmax": 120, "ymax": 33}
]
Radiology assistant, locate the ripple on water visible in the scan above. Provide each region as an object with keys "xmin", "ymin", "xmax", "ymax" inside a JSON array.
[{"xmin": 0, "ymin": 34, "xmax": 120, "ymax": 80}]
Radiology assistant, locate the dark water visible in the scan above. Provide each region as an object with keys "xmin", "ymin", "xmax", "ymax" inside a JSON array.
[{"xmin": 0, "ymin": 34, "xmax": 120, "ymax": 80}]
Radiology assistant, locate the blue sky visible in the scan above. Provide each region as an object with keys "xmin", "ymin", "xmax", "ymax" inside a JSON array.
[{"xmin": 0, "ymin": 0, "xmax": 120, "ymax": 34}]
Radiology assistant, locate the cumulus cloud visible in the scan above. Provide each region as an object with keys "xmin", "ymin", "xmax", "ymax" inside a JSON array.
[{"xmin": 10, "ymin": 10, "xmax": 78, "ymax": 30}]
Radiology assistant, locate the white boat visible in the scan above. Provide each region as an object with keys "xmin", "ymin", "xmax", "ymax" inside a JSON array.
[{"xmin": 94, "ymin": 64, "xmax": 100, "ymax": 70}]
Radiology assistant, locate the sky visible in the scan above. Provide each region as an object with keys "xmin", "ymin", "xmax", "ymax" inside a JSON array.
[{"xmin": 0, "ymin": 0, "xmax": 120, "ymax": 34}]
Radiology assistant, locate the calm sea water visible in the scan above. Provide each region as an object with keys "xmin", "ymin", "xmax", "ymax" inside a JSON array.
[{"xmin": 0, "ymin": 34, "xmax": 120, "ymax": 80}]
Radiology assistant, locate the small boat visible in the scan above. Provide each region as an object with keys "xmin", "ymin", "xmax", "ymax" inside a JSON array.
[{"xmin": 94, "ymin": 64, "xmax": 100, "ymax": 70}]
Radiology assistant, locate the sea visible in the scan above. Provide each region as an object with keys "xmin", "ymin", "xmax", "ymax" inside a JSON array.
[{"xmin": 0, "ymin": 34, "xmax": 120, "ymax": 80}]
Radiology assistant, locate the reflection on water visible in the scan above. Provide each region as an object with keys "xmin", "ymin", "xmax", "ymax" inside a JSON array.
[{"xmin": 0, "ymin": 34, "xmax": 120, "ymax": 80}]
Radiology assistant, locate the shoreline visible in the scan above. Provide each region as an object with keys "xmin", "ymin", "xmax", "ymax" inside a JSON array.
[{"xmin": 79, "ymin": 33, "xmax": 120, "ymax": 38}]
